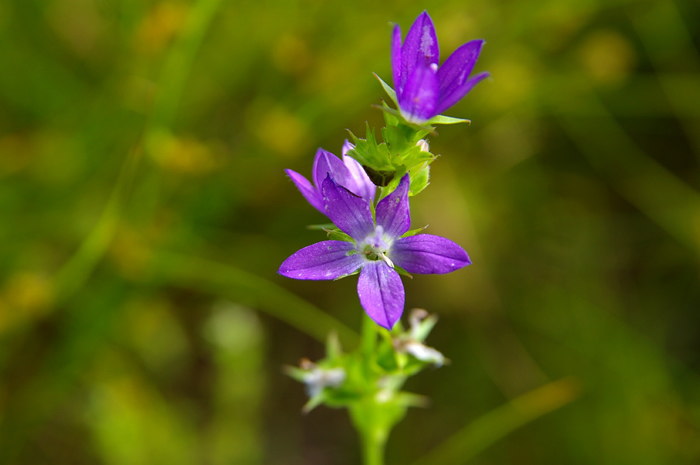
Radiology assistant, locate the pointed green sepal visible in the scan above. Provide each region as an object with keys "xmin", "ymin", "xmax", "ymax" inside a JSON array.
[
  {"xmin": 426, "ymin": 114, "xmax": 472, "ymax": 125},
  {"xmin": 373, "ymin": 73, "xmax": 398, "ymax": 107},
  {"xmin": 323, "ymin": 227, "xmax": 354, "ymax": 242}
]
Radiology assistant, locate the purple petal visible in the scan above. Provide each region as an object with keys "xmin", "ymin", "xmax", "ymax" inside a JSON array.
[
  {"xmin": 342, "ymin": 155, "xmax": 376, "ymax": 204},
  {"xmin": 312, "ymin": 148, "xmax": 374, "ymax": 203},
  {"xmin": 321, "ymin": 176, "xmax": 374, "ymax": 240},
  {"xmin": 391, "ymin": 234, "xmax": 471, "ymax": 274},
  {"xmin": 279, "ymin": 240, "xmax": 363, "ymax": 280},
  {"xmin": 286, "ymin": 169, "xmax": 323, "ymax": 213},
  {"xmin": 341, "ymin": 139, "xmax": 355, "ymax": 156},
  {"xmin": 357, "ymin": 261, "xmax": 405, "ymax": 329},
  {"xmin": 398, "ymin": 63, "xmax": 439, "ymax": 123},
  {"xmin": 435, "ymin": 71, "xmax": 489, "ymax": 115},
  {"xmin": 376, "ymin": 174, "xmax": 410, "ymax": 237},
  {"xmin": 401, "ymin": 11, "xmax": 439, "ymax": 93},
  {"xmin": 392, "ymin": 24, "xmax": 403, "ymax": 92},
  {"xmin": 437, "ymin": 39, "xmax": 484, "ymax": 99},
  {"xmin": 312, "ymin": 149, "xmax": 347, "ymax": 190}
]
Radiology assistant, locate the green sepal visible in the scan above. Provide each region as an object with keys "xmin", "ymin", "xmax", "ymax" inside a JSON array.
[
  {"xmin": 308, "ymin": 223, "xmax": 354, "ymax": 242},
  {"xmin": 410, "ymin": 313, "xmax": 439, "ymax": 342},
  {"xmin": 393, "ymin": 265, "xmax": 413, "ymax": 279},
  {"xmin": 284, "ymin": 365, "xmax": 310, "ymax": 383},
  {"xmin": 346, "ymin": 124, "xmax": 394, "ymax": 172},
  {"xmin": 402, "ymin": 225, "xmax": 428, "ymax": 238},
  {"xmin": 373, "ymin": 74, "xmax": 472, "ymax": 128},
  {"xmin": 426, "ymin": 114, "xmax": 472, "ymax": 125},
  {"xmin": 373, "ymin": 73, "xmax": 398, "ymax": 107},
  {"xmin": 302, "ymin": 395, "xmax": 325, "ymax": 413},
  {"xmin": 307, "ymin": 223, "xmax": 335, "ymax": 230},
  {"xmin": 324, "ymin": 227, "xmax": 354, "ymax": 242},
  {"xmin": 409, "ymin": 163, "xmax": 430, "ymax": 196},
  {"xmin": 394, "ymin": 391, "xmax": 430, "ymax": 409},
  {"xmin": 348, "ymin": 102, "xmax": 439, "ymax": 197}
]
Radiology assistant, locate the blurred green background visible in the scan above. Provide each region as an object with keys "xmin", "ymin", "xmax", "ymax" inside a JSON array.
[{"xmin": 1, "ymin": 0, "xmax": 699, "ymax": 463}]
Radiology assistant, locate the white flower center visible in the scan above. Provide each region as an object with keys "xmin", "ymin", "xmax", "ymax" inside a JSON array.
[{"xmin": 359, "ymin": 226, "xmax": 395, "ymax": 268}]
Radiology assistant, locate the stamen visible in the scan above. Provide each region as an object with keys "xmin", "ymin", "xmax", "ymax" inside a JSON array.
[{"xmin": 380, "ymin": 253, "xmax": 395, "ymax": 268}]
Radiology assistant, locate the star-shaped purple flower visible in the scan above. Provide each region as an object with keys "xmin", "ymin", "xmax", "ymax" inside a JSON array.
[
  {"xmin": 279, "ymin": 175, "xmax": 471, "ymax": 329},
  {"xmin": 285, "ymin": 146, "xmax": 376, "ymax": 216},
  {"xmin": 392, "ymin": 11, "xmax": 489, "ymax": 124}
]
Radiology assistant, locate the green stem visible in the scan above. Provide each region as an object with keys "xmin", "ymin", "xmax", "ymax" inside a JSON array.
[
  {"xmin": 360, "ymin": 426, "xmax": 387, "ymax": 465},
  {"xmin": 361, "ymin": 312, "xmax": 378, "ymax": 358},
  {"xmin": 355, "ymin": 314, "xmax": 388, "ymax": 465}
]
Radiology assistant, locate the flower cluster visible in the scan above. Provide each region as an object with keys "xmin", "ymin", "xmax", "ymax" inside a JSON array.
[{"xmin": 279, "ymin": 11, "xmax": 487, "ymax": 330}]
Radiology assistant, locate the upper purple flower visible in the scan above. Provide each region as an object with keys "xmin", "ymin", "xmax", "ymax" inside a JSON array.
[
  {"xmin": 279, "ymin": 175, "xmax": 471, "ymax": 329},
  {"xmin": 285, "ymin": 146, "xmax": 376, "ymax": 216},
  {"xmin": 392, "ymin": 11, "xmax": 489, "ymax": 124}
]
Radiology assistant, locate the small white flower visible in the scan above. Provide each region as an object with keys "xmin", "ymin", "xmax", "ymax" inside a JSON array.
[
  {"xmin": 405, "ymin": 341, "xmax": 445, "ymax": 367},
  {"xmin": 299, "ymin": 362, "xmax": 346, "ymax": 397}
]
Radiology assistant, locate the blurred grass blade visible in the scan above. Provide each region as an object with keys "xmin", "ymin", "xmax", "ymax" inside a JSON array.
[
  {"xmin": 555, "ymin": 87, "xmax": 700, "ymax": 255},
  {"xmin": 53, "ymin": 148, "xmax": 140, "ymax": 302},
  {"xmin": 410, "ymin": 377, "xmax": 581, "ymax": 465},
  {"xmin": 52, "ymin": 0, "xmax": 227, "ymax": 304},
  {"xmin": 632, "ymin": 0, "xmax": 700, "ymax": 156},
  {"xmin": 151, "ymin": 252, "xmax": 359, "ymax": 346},
  {"xmin": 148, "ymin": 0, "xmax": 225, "ymax": 132}
]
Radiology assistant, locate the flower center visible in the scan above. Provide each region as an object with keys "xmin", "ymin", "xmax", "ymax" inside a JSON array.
[{"xmin": 359, "ymin": 226, "xmax": 394, "ymax": 268}]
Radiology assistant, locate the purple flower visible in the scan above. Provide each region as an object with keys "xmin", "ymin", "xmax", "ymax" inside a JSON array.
[
  {"xmin": 279, "ymin": 175, "xmax": 471, "ymax": 329},
  {"xmin": 392, "ymin": 11, "xmax": 489, "ymax": 124},
  {"xmin": 285, "ymin": 147, "xmax": 376, "ymax": 215}
]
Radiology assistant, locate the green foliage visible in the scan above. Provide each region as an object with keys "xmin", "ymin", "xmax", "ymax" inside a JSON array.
[{"xmin": 347, "ymin": 112, "xmax": 434, "ymax": 196}]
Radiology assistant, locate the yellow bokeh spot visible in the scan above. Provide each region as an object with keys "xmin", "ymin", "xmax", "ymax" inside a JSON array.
[
  {"xmin": 272, "ymin": 34, "xmax": 313, "ymax": 76},
  {"xmin": 109, "ymin": 226, "xmax": 153, "ymax": 278},
  {"xmin": 579, "ymin": 30, "xmax": 636, "ymax": 85},
  {"xmin": 47, "ymin": 0, "xmax": 105, "ymax": 57},
  {"xmin": 135, "ymin": 1, "xmax": 189, "ymax": 55},
  {"xmin": 0, "ymin": 134, "xmax": 33, "ymax": 177},
  {"xmin": 0, "ymin": 272, "xmax": 54, "ymax": 334},
  {"xmin": 148, "ymin": 131, "xmax": 222, "ymax": 175},
  {"xmin": 484, "ymin": 55, "xmax": 535, "ymax": 110},
  {"xmin": 250, "ymin": 104, "xmax": 310, "ymax": 158}
]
